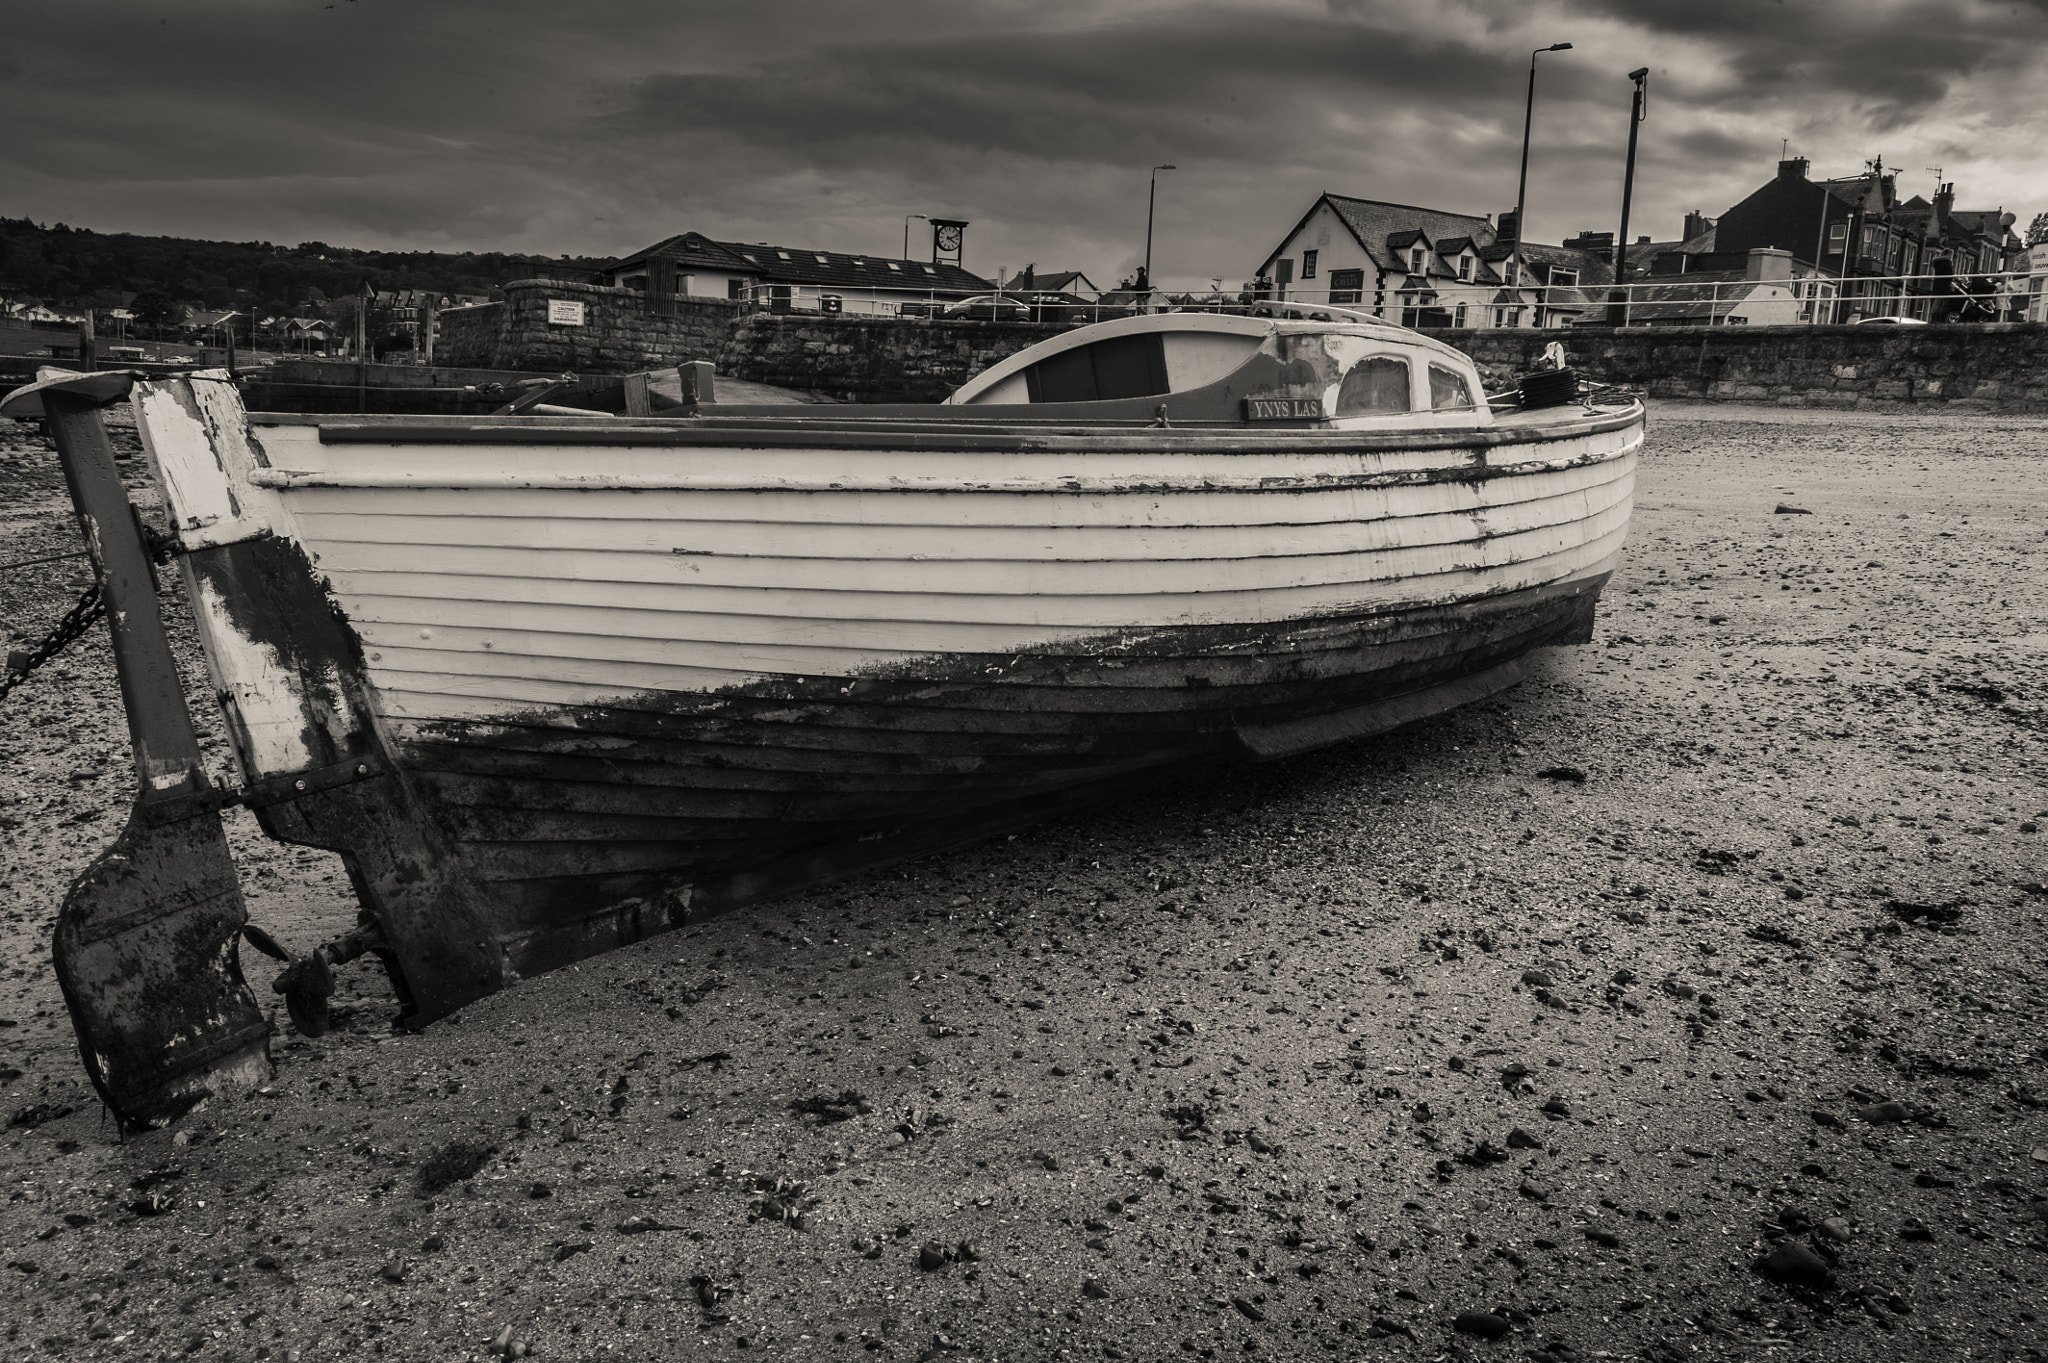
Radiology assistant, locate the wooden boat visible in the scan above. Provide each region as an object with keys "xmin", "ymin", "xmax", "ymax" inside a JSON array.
[{"xmin": 5, "ymin": 308, "xmax": 1640, "ymax": 1125}]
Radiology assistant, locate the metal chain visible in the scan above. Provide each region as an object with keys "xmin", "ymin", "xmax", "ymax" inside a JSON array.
[{"xmin": 0, "ymin": 580, "xmax": 106, "ymax": 702}]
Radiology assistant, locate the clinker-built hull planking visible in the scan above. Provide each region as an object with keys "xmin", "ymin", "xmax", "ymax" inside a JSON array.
[{"xmin": 125, "ymin": 372, "xmax": 1637, "ymax": 1021}]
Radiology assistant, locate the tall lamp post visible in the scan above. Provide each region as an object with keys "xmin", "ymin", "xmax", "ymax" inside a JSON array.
[
  {"xmin": 1139, "ymin": 164, "xmax": 1176, "ymax": 293},
  {"xmin": 1513, "ymin": 43, "xmax": 1572, "ymax": 250},
  {"xmin": 903, "ymin": 213, "xmax": 928, "ymax": 261},
  {"xmin": 1609, "ymin": 66, "xmax": 1650, "ymax": 325}
]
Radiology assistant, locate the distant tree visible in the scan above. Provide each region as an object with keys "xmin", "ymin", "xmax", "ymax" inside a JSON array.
[
  {"xmin": 2026, "ymin": 212, "xmax": 2048, "ymax": 248},
  {"xmin": 130, "ymin": 290, "xmax": 182, "ymax": 337}
]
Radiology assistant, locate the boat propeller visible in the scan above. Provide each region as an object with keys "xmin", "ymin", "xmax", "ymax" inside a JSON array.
[{"xmin": 240, "ymin": 922, "xmax": 387, "ymax": 1039}]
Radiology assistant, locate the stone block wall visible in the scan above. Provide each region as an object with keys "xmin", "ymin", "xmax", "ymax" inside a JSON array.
[
  {"xmin": 435, "ymin": 279, "xmax": 735, "ymax": 373},
  {"xmin": 1454, "ymin": 323, "xmax": 2048, "ymax": 410},
  {"xmin": 437, "ymin": 281, "xmax": 2048, "ymax": 411},
  {"xmin": 716, "ymin": 314, "xmax": 1067, "ymax": 403}
]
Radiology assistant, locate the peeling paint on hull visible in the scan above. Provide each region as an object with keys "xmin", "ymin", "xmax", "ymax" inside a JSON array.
[{"xmin": 120, "ymin": 372, "xmax": 1639, "ymax": 1025}]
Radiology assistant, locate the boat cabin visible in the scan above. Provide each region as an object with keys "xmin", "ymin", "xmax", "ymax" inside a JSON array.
[{"xmin": 946, "ymin": 309, "xmax": 1492, "ymax": 429}]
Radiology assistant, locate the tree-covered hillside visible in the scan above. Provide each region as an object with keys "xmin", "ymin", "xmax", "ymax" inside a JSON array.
[{"xmin": 0, "ymin": 216, "xmax": 612, "ymax": 314}]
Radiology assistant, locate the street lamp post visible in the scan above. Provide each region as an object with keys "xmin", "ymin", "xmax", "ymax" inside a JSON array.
[
  {"xmin": 1609, "ymin": 67, "xmax": 1650, "ymax": 325},
  {"xmin": 903, "ymin": 213, "xmax": 928, "ymax": 261},
  {"xmin": 1139, "ymin": 165, "xmax": 1176, "ymax": 293},
  {"xmin": 1513, "ymin": 43, "xmax": 1572, "ymax": 250}
]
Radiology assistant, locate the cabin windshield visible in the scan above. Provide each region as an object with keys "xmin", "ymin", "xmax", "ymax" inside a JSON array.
[
  {"xmin": 1429, "ymin": 363, "xmax": 1476, "ymax": 411},
  {"xmin": 1023, "ymin": 333, "xmax": 1170, "ymax": 403},
  {"xmin": 1334, "ymin": 354, "xmax": 1411, "ymax": 416}
]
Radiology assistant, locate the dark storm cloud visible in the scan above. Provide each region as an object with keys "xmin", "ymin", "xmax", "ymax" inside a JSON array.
[
  {"xmin": 1572, "ymin": 0, "xmax": 2048, "ymax": 129},
  {"xmin": 0, "ymin": 0, "xmax": 2041, "ymax": 286},
  {"xmin": 601, "ymin": 11, "xmax": 1519, "ymax": 170}
]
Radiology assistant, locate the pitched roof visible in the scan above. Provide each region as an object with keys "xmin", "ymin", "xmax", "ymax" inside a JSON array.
[
  {"xmin": 607, "ymin": 230, "xmax": 994, "ymax": 294},
  {"xmin": 1623, "ymin": 225, "xmax": 1715, "ymax": 277},
  {"xmin": 1260, "ymin": 194, "xmax": 1497, "ymax": 277},
  {"xmin": 1017, "ymin": 269, "xmax": 1095, "ymax": 294},
  {"xmin": 1621, "ymin": 270, "xmax": 1762, "ymax": 322}
]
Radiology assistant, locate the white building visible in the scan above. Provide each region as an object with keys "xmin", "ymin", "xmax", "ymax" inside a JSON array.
[
  {"xmin": 599, "ymin": 232, "xmax": 994, "ymax": 315},
  {"xmin": 1253, "ymin": 193, "xmax": 1613, "ymax": 330}
]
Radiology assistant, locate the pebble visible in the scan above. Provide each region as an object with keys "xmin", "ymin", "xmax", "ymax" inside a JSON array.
[
  {"xmin": 1521, "ymin": 970, "xmax": 1554, "ymax": 988},
  {"xmin": 379, "ymin": 1257, "xmax": 409, "ymax": 1282},
  {"xmin": 528, "ymin": 1182, "xmax": 552, "ymax": 1199},
  {"xmin": 1817, "ymin": 1216, "xmax": 1852, "ymax": 1242},
  {"xmin": 1231, "ymin": 1296, "xmax": 1265, "ymax": 1322},
  {"xmin": 1540, "ymin": 1097, "xmax": 1572, "ymax": 1118},
  {"xmin": 1506, "ymin": 1128, "xmax": 1543, "ymax": 1150},
  {"xmin": 1453, "ymin": 1310, "xmax": 1512, "ymax": 1339},
  {"xmin": 1856, "ymin": 1100, "xmax": 1910, "ymax": 1124},
  {"xmin": 1899, "ymin": 1217, "xmax": 1935, "ymax": 1242},
  {"xmin": 918, "ymin": 1242, "xmax": 948, "ymax": 1271},
  {"xmin": 1757, "ymin": 1240, "xmax": 1834, "ymax": 1289},
  {"xmin": 1082, "ymin": 1277, "xmax": 1111, "ymax": 1299}
]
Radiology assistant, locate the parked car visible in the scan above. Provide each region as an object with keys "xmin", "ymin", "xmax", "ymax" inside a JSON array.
[{"xmin": 940, "ymin": 294, "xmax": 1035, "ymax": 322}]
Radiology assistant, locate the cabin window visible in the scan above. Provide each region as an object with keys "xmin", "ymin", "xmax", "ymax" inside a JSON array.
[
  {"xmin": 1328, "ymin": 268, "xmax": 1365, "ymax": 304},
  {"xmin": 1333, "ymin": 355, "xmax": 1411, "ymax": 416},
  {"xmin": 1428, "ymin": 364, "xmax": 1475, "ymax": 410},
  {"xmin": 1022, "ymin": 332, "xmax": 1170, "ymax": 403},
  {"xmin": 1301, "ymin": 250, "xmax": 1318, "ymax": 279}
]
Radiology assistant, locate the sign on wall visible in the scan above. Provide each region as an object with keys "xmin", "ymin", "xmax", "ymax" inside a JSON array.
[{"xmin": 547, "ymin": 300, "xmax": 587, "ymax": 327}]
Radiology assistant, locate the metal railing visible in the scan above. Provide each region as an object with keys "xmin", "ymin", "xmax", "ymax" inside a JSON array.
[
  {"xmin": 1240, "ymin": 268, "xmax": 2046, "ymax": 329},
  {"xmin": 545, "ymin": 269, "xmax": 2048, "ymax": 331}
]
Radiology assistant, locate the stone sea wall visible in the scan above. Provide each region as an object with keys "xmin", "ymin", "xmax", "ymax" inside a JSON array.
[
  {"xmin": 434, "ymin": 279, "xmax": 734, "ymax": 373},
  {"xmin": 715, "ymin": 313, "xmax": 1065, "ymax": 403},
  {"xmin": 438, "ymin": 279, "xmax": 2048, "ymax": 411},
  {"xmin": 1456, "ymin": 323, "xmax": 2048, "ymax": 411}
]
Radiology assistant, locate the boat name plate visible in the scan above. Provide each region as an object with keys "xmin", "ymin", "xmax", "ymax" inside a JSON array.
[{"xmin": 1242, "ymin": 397, "xmax": 1326, "ymax": 421}]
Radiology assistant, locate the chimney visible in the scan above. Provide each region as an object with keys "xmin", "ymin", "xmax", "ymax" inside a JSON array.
[
  {"xmin": 1683, "ymin": 210, "xmax": 1711, "ymax": 241},
  {"xmin": 1495, "ymin": 209, "xmax": 1520, "ymax": 245},
  {"xmin": 1778, "ymin": 157, "xmax": 1809, "ymax": 181},
  {"xmin": 1745, "ymin": 247, "xmax": 1793, "ymax": 282},
  {"xmin": 1563, "ymin": 230, "xmax": 1614, "ymax": 253},
  {"xmin": 1636, "ymin": 235, "xmax": 1651, "ymax": 244},
  {"xmin": 1932, "ymin": 183, "xmax": 1955, "ymax": 239}
]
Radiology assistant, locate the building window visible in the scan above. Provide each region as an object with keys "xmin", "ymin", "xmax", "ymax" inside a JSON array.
[
  {"xmin": 1503, "ymin": 259, "xmax": 1519, "ymax": 285},
  {"xmin": 1493, "ymin": 306, "xmax": 1523, "ymax": 328},
  {"xmin": 1458, "ymin": 255, "xmax": 1472, "ymax": 280},
  {"xmin": 1828, "ymin": 222, "xmax": 1847, "ymax": 247},
  {"xmin": 1452, "ymin": 303, "xmax": 1468, "ymax": 327},
  {"xmin": 727, "ymin": 278, "xmax": 747, "ymax": 300},
  {"xmin": 1409, "ymin": 247, "xmax": 1426, "ymax": 273},
  {"xmin": 1301, "ymin": 250, "xmax": 1318, "ymax": 280},
  {"xmin": 1548, "ymin": 268, "xmax": 1578, "ymax": 287}
]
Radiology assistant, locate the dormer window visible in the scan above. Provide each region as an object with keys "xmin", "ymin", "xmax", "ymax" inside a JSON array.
[
  {"xmin": 816, "ymin": 254, "xmax": 829, "ymax": 264},
  {"xmin": 1410, "ymin": 247, "xmax": 1426, "ymax": 273},
  {"xmin": 1458, "ymin": 255, "xmax": 1472, "ymax": 280},
  {"xmin": 777, "ymin": 251, "xmax": 791, "ymax": 260},
  {"xmin": 1549, "ymin": 268, "xmax": 1578, "ymax": 287},
  {"xmin": 887, "ymin": 262, "xmax": 902, "ymax": 271}
]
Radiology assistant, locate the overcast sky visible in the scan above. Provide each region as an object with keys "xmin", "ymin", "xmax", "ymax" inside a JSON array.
[{"xmin": 4, "ymin": 0, "xmax": 2043, "ymax": 289}]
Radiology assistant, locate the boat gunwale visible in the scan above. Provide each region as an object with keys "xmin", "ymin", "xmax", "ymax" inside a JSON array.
[{"xmin": 276, "ymin": 401, "xmax": 1643, "ymax": 454}]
